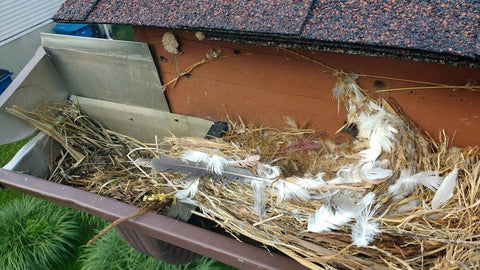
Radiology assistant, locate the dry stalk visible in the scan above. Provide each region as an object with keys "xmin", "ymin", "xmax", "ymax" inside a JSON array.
[
  {"xmin": 160, "ymin": 52, "xmax": 249, "ymax": 90},
  {"xmin": 8, "ymin": 95, "xmax": 480, "ymax": 269},
  {"xmin": 87, "ymin": 206, "xmax": 150, "ymax": 246}
]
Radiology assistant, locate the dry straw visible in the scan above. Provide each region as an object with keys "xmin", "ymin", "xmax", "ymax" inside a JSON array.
[{"xmin": 7, "ymin": 76, "xmax": 480, "ymax": 269}]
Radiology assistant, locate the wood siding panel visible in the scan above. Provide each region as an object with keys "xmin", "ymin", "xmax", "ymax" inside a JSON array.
[{"xmin": 134, "ymin": 27, "xmax": 480, "ymax": 147}]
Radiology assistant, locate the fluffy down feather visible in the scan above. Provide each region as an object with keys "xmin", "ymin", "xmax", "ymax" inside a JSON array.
[
  {"xmin": 351, "ymin": 202, "xmax": 380, "ymax": 247},
  {"xmin": 175, "ymin": 178, "xmax": 200, "ymax": 200},
  {"xmin": 360, "ymin": 164, "xmax": 393, "ymax": 184},
  {"xmin": 332, "ymin": 160, "xmax": 392, "ymax": 185},
  {"xmin": 256, "ymin": 163, "xmax": 281, "ymax": 180},
  {"xmin": 307, "ymin": 205, "xmax": 356, "ymax": 232},
  {"xmin": 274, "ymin": 179, "xmax": 310, "ymax": 204},
  {"xmin": 355, "ymin": 102, "xmax": 398, "ymax": 154},
  {"xmin": 294, "ymin": 173, "xmax": 326, "ymax": 190},
  {"xmin": 331, "ymin": 191, "xmax": 375, "ymax": 217},
  {"xmin": 206, "ymin": 155, "xmax": 229, "ymax": 175},
  {"xmin": 388, "ymin": 170, "xmax": 442, "ymax": 200},
  {"xmin": 181, "ymin": 150, "xmax": 210, "ymax": 163},
  {"xmin": 181, "ymin": 150, "xmax": 230, "ymax": 175}
]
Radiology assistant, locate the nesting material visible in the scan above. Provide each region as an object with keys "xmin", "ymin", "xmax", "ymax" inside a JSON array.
[
  {"xmin": 8, "ymin": 75, "xmax": 480, "ymax": 269},
  {"xmin": 162, "ymin": 32, "xmax": 181, "ymax": 55}
]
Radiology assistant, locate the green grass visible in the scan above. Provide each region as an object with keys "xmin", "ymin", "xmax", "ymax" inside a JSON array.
[
  {"xmin": 0, "ymin": 196, "xmax": 84, "ymax": 269},
  {"xmin": 0, "ymin": 189, "xmax": 24, "ymax": 206},
  {"xmin": 0, "ymin": 139, "xmax": 30, "ymax": 207},
  {"xmin": 79, "ymin": 229, "xmax": 235, "ymax": 270},
  {"xmin": 0, "ymin": 138, "xmax": 30, "ymax": 206},
  {"xmin": 112, "ymin": 25, "xmax": 135, "ymax": 41},
  {"xmin": 0, "ymin": 137, "xmax": 30, "ymax": 167}
]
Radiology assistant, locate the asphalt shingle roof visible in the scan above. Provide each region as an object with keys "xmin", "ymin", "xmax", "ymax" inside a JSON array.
[{"xmin": 53, "ymin": 0, "xmax": 480, "ymax": 67}]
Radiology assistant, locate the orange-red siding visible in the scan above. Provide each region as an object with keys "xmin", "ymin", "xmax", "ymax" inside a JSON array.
[{"xmin": 134, "ymin": 27, "xmax": 480, "ymax": 147}]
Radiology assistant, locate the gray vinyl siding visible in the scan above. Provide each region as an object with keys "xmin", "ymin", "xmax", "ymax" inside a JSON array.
[{"xmin": 0, "ymin": 0, "xmax": 64, "ymax": 45}]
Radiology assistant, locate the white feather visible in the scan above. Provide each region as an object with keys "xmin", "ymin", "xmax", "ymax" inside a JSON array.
[
  {"xmin": 175, "ymin": 178, "xmax": 200, "ymax": 200},
  {"xmin": 344, "ymin": 74, "xmax": 363, "ymax": 104},
  {"xmin": 332, "ymin": 81, "xmax": 344, "ymax": 99},
  {"xmin": 431, "ymin": 168, "xmax": 458, "ymax": 209},
  {"xmin": 335, "ymin": 164, "xmax": 354, "ymax": 179},
  {"xmin": 256, "ymin": 163, "xmax": 281, "ymax": 180},
  {"xmin": 333, "ymin": 74, "xmax": 361, "ymax": 102},
  {"xmin": 346, "ymin": 101, "xmax": 357, "ymax": 120},
  {"xmin": 369, "ymin": 103, "xmax": 398, "ymax": 152},
  {"xmin": 274, "ymin": 179, "xmax": 310, "ymax": 204},
  {"xmin": 360, "ymin": 192, "xmax": 376, "ymax": 207},
  {"xmin": 394, "ymin": 199, "xmax": 419, "ymax": 213},
  {"xmin": 355, "ymin": 110, "xmax": 378, "ymax": 140},
  {"xmin": 295, "ymin": 173, "xmax": 326, "ymax": 190},
  {"xmin": 420, "ymin": 173, "xmax": 443, "ymax": 191},
  {"xmin": 388, "ymin": 170, "xmax": 442, "ymax": 200},
  {"xmin": 181, "ymin": 150, "xmax": 210, "ymax": 163},
  {"xmin": 374, "ymin": 159, "xmax": 390, "ymax": 169},
  {"xmin": 372, "ymin": 126, "xmax": 398, "ymax": 154},
  {"xmin": 358, "ymin": 133, "xmax": 382, "ymax": 163},
  {"xmin": 333, "ymin": 74, "xmax": 363, "ymax": 123},
  {"xmin": 307, "ymin": 205, "xmax": 355, "ymax": 232},
  {"xmin": 332, "ymin": 191, "xmax": 375, "ymax": 217},
  {"xmin": 349, "ymin": 83, "xmax": 364, "ymax": 104},
  {"xmin": 206, "ymin": 155, "xmax": 229, "ymax": 175},
  {"xmin": 355, "ymin": 102, "xmax": 398, "ymax": 153},
  {"xmin": 331, "ymin": 163, "xmax": 359, "ymax": 184},
  {"xmin": 362, "ymin": 167, "xmax": 393, "ymax": 183},
  {"xmin": 351, "ymin": 202, "xmax": 380, "ymax": 247},
  {"xmin": 133, "ymin": 158, "xmax": 152, "ymax": 168},
  {"xmin": 181, "ymin": 150, "xmax": 230, "ymax": 176},
  {"xmin": 251, "ymin": 179, "xmax": 268, "ymax": 219},
  {"xmin": 228, "ymin": 154, "xmax": 260, "ymax": 167},
  {"xmin": 333, "ymin": 159, "xmax": 391, "ymax": 185}
]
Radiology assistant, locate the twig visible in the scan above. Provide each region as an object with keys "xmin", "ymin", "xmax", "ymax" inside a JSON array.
[
  {"xmin": 163, "ymin": 58, "xmax": 208, "ymax": 89},
  {"xmin": 376, "ymin": 85, "xmax": 480, "ymax": 93},
  {"xmin": 368, "ymin": 246, "xmax": 413, "ymax": 270},
  {"xmin": 127, "ymin": 147, "xmax": 156, "ymax": 179},
  {"xmin": 160, "ymin": 54, "xmax": 247, "ymax": 90},
  {"xmin": 87, "ymin": 207, "xmax": 150, "ymax": 246},
  {"xmin": 383, "ymin": 229, "xmax": 480, "ymax": 246},
  {"xmin": 253, "ymin": 213, "xmax": 283, "ymax": 226},
  {"xmin": 280, "ymin": 48, "xmax": 338, "ymax": 74},
  {"xmin": 281, "ymin": 48, "xmax": 480, "ymax": 92}
]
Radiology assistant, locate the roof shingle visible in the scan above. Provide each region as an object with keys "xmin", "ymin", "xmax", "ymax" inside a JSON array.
[
  {"xmin": 53, "ymin": 0, "xmax": 480, "ymax": 67},
  {"xmin": 304, "ymin": 1, "xmax": 479, "ymax": 58}
]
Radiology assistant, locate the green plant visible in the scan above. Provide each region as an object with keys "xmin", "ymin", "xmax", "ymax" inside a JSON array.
[
  {"xmin": 75, "ymin": 210, "xmax": 110, "ymax": 231},
  {"xmin": 79, "ymin": 229, "xmax": 160, "ymax": 270},
  {"xmin": 0, "ymin": 137, "xmax": 30, "ymax": 167},
  {"xmin": 0, "ymin": 189, "xmax": 24, "ymax": 206},
  {"xmin": 111, "ymin": 25, "xmax": 135, "ymax": 41},
  {"xmin": 0, "ymin": 196, "xmax": 84, "ymax": 269},
  {"xmin": 62, "ymin": 213, "xmax": 108, "ymax": 270},
  {"xmin": 79, "ymin": 229, "xmax": 237, "ymax": 270}
]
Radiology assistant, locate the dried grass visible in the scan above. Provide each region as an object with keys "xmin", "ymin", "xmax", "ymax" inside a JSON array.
[{"xmin": 7, "ymin": 82, "xmax": 480, "ymax": 269}]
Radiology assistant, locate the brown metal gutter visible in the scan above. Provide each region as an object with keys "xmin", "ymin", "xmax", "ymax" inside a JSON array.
[{"xmin": 0, "ymin": 168, "xmax": 307, "ymax": 270}]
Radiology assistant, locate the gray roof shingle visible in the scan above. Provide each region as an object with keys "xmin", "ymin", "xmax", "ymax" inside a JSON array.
[{"xmin": 53, "ymin": 0, "xmax": 480, "ymax": 67}]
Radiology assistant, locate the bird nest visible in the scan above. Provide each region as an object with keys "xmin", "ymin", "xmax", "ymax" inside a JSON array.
[{"xmin": 7, "ymin": 75, "xmax": 480, "ymax": 270}]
